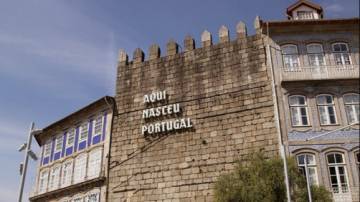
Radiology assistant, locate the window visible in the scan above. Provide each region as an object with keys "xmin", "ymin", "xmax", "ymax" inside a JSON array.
[
  {"xmin": 317, "ymin": 94, "xmax": 337, "ymax": 125},
  {"xmin": 85, "ymin": 190, "xmax": 100, "ymax": 202},
  {"xmin": 307, "ymin": 44, "xmax": 325, "ymax": 66},
  {"xmin": 87, "ymin": 148, "xmax": 103, "ymax": 179},
  {"xmin": 297, "ymin": 11, "xmax": 314, "ymax": 20},
  {"xmin": 60, "ymin": 198, "xmax": 71, "ymax": 202},
  {"xmin": 332, "ymin": 43, "xmax": 351, "ymax": 65},
  {"xmin": 343, "ymin": 93, "xmax": 360, "ymax": 124},
  {"xmin": 48, "ymin": 165, "xmax": 61, "ymax": 191},
  {"xmin": 93, "ymin": 116, "xmax": 103, "ymax": 136},
  {"xmin": 73, "ymin": 153, "xmax": 87, "ymax": 183},
  {"xmin": 61, "ymin": 160, "xmax": 73, "ymax": 187},
  {"xmin": 38, "ymin": 169, "xmax": 49, "ymax": 194},
  {"xmin": 297, "ymin": 153, "xmax": 318, "ymax": 185},
  {"xmin": 43, "ymin": 141, "xmax": 52, "ymax": 157},
  {"xmin": 55, "ymin": 134, "xmax": 63, "ymax": 153},
  {"xmin": 282, "ymin": 45, "xmax": 300, "ymax": 71},
  {"xmin": 66, "ymin": 129, "xmax": 75, "ymax": 148},
  {"xmin": 327, "ymin": 153, "xmax": 349, "ymax": 194},
  {"xmin": 289, "ymin": 95, "xmax": 309, "ymax": 126},
  {"xmin": 73, "ymin": 195, "xmax": 84, "ymax": 202},
  {"xmin": 79, "ymin": 122, "xmax": 88, "ymax": 143}
]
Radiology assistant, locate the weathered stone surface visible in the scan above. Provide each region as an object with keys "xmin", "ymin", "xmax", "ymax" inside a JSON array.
[{"xmin": 109, "ymin": 33, "xmax": 278, "ymax": 201}]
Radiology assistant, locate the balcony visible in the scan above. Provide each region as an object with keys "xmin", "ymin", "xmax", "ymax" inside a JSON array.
[{"xmin": 281, "ymin": 64, "xmax": 359, "ymax": 82}]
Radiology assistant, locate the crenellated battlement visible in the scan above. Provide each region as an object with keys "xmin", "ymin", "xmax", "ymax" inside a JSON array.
[{"xmin": 118, "ymin": 16, "xmax": 261, "ymax": 64}]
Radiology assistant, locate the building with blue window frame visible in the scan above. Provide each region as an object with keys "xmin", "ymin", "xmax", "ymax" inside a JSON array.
[{"xmin": 29, "ymin": 96, "xmax": 115, "ymax": 202}]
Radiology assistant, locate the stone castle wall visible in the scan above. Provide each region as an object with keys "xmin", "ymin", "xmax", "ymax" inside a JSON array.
[{"xmin": 108, "ymin": 21, "xmax": 280, "ymax": 201}]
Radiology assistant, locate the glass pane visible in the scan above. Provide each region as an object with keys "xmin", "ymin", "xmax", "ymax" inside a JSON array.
[
  {"xmin": 356, "ymin": 153, "xmax": 360, "ymax": 163},
  {"xmin": 283, "ymin": 45, "xmax": 298, "ymax": 54},
  {"xmin": 333, "ymin": 44, "xmax": 341, "ymax": 52},
  {"xmin": 317, "ymin": 96, "xmax": 327, "ymax": 105},
  {"xmin": 335, "ymin": 154, "xmax": 343, "ymax": 163},
  {"xmin": 291, "ymin": 108, "xmax": 300, "ymax": 126},
  {"xmin": 343, "ymin": 54, "xmax": 351, "ymax": 64},
  {"xmin": 340, "ymin": 175, "xmax": 346, "ymax": 183},
  {"xmin": 340, "ymin": 44, "xmax": 348, "ymax": 52},
  {"xmin": 335, "ymin": 54, "xmax": 343, "ymax": 65},
  {"xmin": 301, "ymin": 116, "xmax": 308, "ymax": 126},
  {"xmin": 67, "ymin": 130, "xmax": 75, "ymax": 146},
  {"xmin": 330, "ymin": 114, "xmax": 337, "ymax": 124},
  {"xmin": 308, "ymin": 168, "xmax": 318, "ymax": 185},
  {"xmin": 307, "ymin": 44, "xmax": 322, "ymax": 53},
  {"xmin": 344, "ymin": 94, "xmax": 356, "ymax": 104},
  {"xmin": 330, "ymin": 175, "xmax": 338, "ymax": 184},
  {"xmin": 338, "ymin": 166, "xmax": 345, "ymax": 174},
  {"xmin": 289, "ymin": 96, "xmax": 300, "ymax": 106},
  {"xmin": 346, "ymin": 105, "xmax": 356, "ymax": 124},
  {"xmin": 326, "ymin": 96, "xmax": 333, "ymax": 104},
  {"xmin": 307, "ymin": 155, "xmax": 315, "ymax": 165},
  {"xmin": 328, "ymin": 154, "xmax": 335, "ymax": 164},
  {"xmin": 297, "ymin": 155, "xmax": 305, "ymax": 165},
  {"xmin": 300, "ymin": 107, "xmax": 307, "ymax": 115},
  {"xmin": 319, "ymin": 106, "xmax": 328, "ymax": 124},
  {"xmin": 299, "ymin": 167, "xmax": 306, "ymax": 176}
]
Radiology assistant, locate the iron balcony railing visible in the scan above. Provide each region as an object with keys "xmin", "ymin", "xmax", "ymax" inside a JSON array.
[{"xmin": 281, "ymin": 64, "xmax": 359, "ymax": 82}]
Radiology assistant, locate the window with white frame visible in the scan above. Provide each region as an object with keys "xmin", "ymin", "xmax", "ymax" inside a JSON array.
[
  {"xmin": 297, "ymin": 153, "xmax": 318, "ymax": 185},
  {"xmin": 307, "ymin": 43, "xmax": 325, "ymax": 66},
  {"xmin": 332, "ymin": 43, "xmax": 351, "ymax": 65},
  {"xmin": 73, "ymin": 194, "xmax": 84, "ymax": 202},
  {"xmin": 327, "ymin": 153, "xmax": 349, "ymax": 194},
  {"xmin": 85, "ymin": 190, "xmax": 100, "ymax": 202},
  {"xmin": 297, "ymin": 11, "xmax": 314, "ymax": 20},
  {"xmin": 60, "ymin": 198, "xmax": 71, "ymax": 202},
  {"xmin": 66, "ymin": 129, "xmax": 75, "ymax": 148},
  {"xmin": 38, "ymin": 169, "xmax": 49, "ymax": 194},
  {"xmin": 87, "ymin": 148, "xmax": 103, "ymax": 179},
  {"xmin": 48, "ymin": 165, "xmax": 61, "ymax": 191},
  {"xmin": 61, "ymin": 160, "xmax": 73, "ymax": 188},
  {"xmin": 343, "ymin": 93, "xmax": 360, "ymax": 124},
  {"xmin": 282, "ymin": 44, "xmax": 300, "ymax": 71},
  {"xmin": 79, "ymin": 122, "xmax": 88, "ymax": 143},
  {"xmin": 55, "ymin": 134, "xmax": 63, "ymax": 153},
  {"xmin": 289, "ymin": 95, "xmax": 309, "ymax": 126},
  {"xmin": 317, "ymin": 94, "xmax": 337, "ymax": 125},
  {"xmin": 43, "ymin": 141, "xmax": 52, "ymax": 158},
  {"xmin": 73, "ymin": 153, "xmax": 87, "ymax": 183},
  {"xmin": 93, "ymin": 115, "xmax": 103, "ymax": 137}
]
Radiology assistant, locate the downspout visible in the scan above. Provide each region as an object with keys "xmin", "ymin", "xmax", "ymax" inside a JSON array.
[
  {"xmin": 104, "ymin": 96, "xmax": 115, "ymax": 202},
  {"xmin": 265, "ymin": 23, "xmax": 291, "ymax": 201}
]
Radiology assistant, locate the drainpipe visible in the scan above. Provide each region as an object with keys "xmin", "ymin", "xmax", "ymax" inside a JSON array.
[{"xmin": 266, "ymin": 44, "xmax": 292, "ymax": 202}]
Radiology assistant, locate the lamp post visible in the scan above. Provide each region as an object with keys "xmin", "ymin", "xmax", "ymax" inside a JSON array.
[{"xmin": 18, "ymin": 122, "xmax": 42, "ymax": 202}]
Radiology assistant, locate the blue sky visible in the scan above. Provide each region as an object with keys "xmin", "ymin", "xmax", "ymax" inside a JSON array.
[{"xmin": 0, "ymin": 0, "xmax": 358, "ymax": 201}]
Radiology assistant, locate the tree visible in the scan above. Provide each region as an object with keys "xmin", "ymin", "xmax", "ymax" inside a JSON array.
[{"xmin": 214, "ymin": 153, "xmax": 332, "ymax": 202}]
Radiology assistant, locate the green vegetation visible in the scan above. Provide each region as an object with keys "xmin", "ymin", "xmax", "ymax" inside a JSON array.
[{"xmin": 214, "ymin": 153, "xmax": 332, "ymax": 202}]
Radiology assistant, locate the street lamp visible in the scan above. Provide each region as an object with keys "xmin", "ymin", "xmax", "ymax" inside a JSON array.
[{"xmin": 18, "ymin": 122, "xmax": 42, "ymax": 202}]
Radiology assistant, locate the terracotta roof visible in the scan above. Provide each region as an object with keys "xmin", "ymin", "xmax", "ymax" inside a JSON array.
[{"xmin": 286, "ymin": 0, "xmax": 323, "ymax": 16}]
